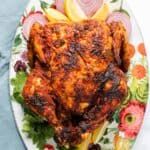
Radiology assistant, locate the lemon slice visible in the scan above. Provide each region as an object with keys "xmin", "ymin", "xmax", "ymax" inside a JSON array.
[
  {"xmin": 75, "ymin": 121, "xmax": 108, "ymax": 150},
  {"xmin": 91, "ymin": 121, "xmax": 109, "ymax": 143},
  {"xmin": 92, "ymin": 3, "xmax": 109, "ymax": 21},
  {"xmin": 44, "ymin": 8, "xmax": 70, "ymax": 22},
  {"xmin": 64, "ymin": 0, "xmax": 88, "ymax": 22},
  {"xmin": 76, "ymin": 133, "xmax": 92, "ymax": 150},
  {"xmin": 114, "ymin": 134, "xmax": 131, "ymax": 150}
]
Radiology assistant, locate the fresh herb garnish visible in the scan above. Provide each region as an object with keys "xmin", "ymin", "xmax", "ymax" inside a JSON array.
[
  {"xmin": 11, "ymin": 71, "xmax": 55, "ymax": 150},
  {"xmin": 23, "ymin": 113, "xmax": 54, "ymax": 150}
]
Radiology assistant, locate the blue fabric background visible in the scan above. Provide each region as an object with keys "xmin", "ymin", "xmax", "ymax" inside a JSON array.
[{"xmin": 0, "ymin": 0, "xmax": 29, "ymax": 149}]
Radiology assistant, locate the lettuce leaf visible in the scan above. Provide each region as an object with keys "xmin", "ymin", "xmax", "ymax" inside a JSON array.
[{"xmin": 11, "ymin": 71, "xmax": 27, "ymax": 104}]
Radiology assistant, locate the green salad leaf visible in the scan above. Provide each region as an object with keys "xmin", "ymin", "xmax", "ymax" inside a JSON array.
[{"xmin": 11, "ymin": 71, "xmax": 27, "ymax": 104}]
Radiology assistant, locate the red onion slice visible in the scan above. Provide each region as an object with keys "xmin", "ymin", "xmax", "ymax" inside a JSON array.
[
  {"xmin": 107, "ymin": 12, "xmax": 132, "ymax": 37},
  {"xmin": 55, "ymin": 0, "xmax": 65, "ymax": 14},
  {"xmin": 22, "ymin": 12, "xmax": 47, "ymax": 40},
  {"xmin": 77, "ymin": 0, "xmax": 103, "ymax": 17}
]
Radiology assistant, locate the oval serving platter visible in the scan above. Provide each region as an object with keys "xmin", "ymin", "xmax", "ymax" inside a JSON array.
[{"xmin": 9, "ymin": 0, "xmax": 149, "ymax": 150}]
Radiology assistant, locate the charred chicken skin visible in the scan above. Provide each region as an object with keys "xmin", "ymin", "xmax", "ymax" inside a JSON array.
[{"xmin": 23, "ymin": 20, "xmax": 130, "ymax": 146}]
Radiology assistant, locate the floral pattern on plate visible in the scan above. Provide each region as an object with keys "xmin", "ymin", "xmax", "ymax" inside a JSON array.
[{"xmin": 10, "ymin": 0, "xmax": 149, "ymax": 150}]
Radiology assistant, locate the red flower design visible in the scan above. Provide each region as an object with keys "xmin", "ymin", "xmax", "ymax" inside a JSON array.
[
  {"xmin": 138, "ymin": 43, "xmax": 147, "ymax": 56},
  {"xmin": 126, "ymin": 43, "xmax": 135, "ymax": 58},
  {"xmin": 132, "ymin": 65, "xmax": 146, "ymax": 79},
  {"xmin": 14, "ymin": 60, "xmax": 26, "ymax": 72},
  {"xmin": 119, "ymin": 100, "xmax": 145, "ymax": 139}
]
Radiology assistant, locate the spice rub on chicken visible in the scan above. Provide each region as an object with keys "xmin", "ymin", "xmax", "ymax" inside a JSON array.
[{"xmin": 23, "ymin": 20, "xmax": 131, "ymax": 146}]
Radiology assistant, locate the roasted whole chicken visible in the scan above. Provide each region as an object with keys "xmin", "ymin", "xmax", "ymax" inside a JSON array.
[{"xmin": 23, "ymin": 20, "xmax": 131, "ymax": 146}]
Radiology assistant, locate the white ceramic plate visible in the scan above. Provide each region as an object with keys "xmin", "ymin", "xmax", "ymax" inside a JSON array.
[{"xmin": 9, "ymin": 0, "xmax": 149, "ymax": 149}]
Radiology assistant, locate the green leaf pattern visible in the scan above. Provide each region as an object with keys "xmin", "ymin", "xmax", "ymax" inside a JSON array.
[{"xmin": 14, "ymin": 34, "xmax": 22, "ymax": 47}]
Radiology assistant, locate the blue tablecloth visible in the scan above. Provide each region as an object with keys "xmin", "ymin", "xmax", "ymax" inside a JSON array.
[{"xmin": 0, "ymin": 0, "xmax": 29, "ymax": 149}]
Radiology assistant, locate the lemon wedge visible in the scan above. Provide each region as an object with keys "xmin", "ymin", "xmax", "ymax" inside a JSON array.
[
  {"xmin": 92, "ymin": 3, "xmax": 109, "ymax": 21},
  {"xmin": 114, "ymin": 134, "xmax": 131, "ymax": 150},
  {"xmin": 64, "ymin": 0, "xmax": 88, "ymax": 22},
  {"xmin": 44, "ymin": 8, "xmax": 70, "ymax": 22},
  {"xmin": 76, "ymin": 121, "xmax": 108, "ymax": 150},
  {"xmin": 91, "ymin": 121, "xmax": 109, "ymax": 143},
  {"xmin": 77, "ymin": 133, "xmax": 92, "ymax": 150}
]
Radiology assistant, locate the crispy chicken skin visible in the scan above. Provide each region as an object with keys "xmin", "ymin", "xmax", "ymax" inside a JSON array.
[{"xmin": 23, "ymin": 20, "xmax": 130, "ymax": 146}]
